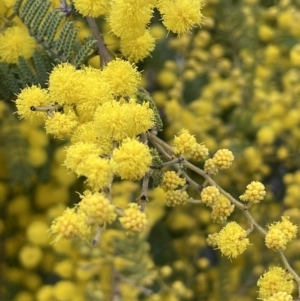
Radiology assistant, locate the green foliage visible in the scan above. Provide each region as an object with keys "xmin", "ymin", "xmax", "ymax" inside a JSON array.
[
  {"xmin": 14, "ymin": 0, "xmax": 97, "ymax": 65},
  {"xmin": 137, "ymin": 87, "xmax": 164, "ymax": 132},
  {"xmin": 0, "ymin": 108, "xmax": 35, "ymax": 186}
]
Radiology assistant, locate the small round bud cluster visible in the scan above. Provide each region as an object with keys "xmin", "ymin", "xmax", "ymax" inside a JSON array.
[
  {"xmin": 50, "ymin": 208, "xmax": 91, "ymax": 243},
  {"xmin": 268, "ymin": 291, "xmax": 293, "ymax": 301},
  {"xmin": 240, "ymin": 181, "xmax": 266, "ymax": 204},
  {"xmin": 190, "ymin": 143, "xmax": 209, "ymax": 162},
  {"xmin": 166, "ymin": 190, "xmax": 189, "ymax": 206},
  {"xmin": 161, "ymin": 171, "xmax": 186, "ymax": 191},
  {"xmin": 173, "ymin": 129, "xmax": 209, "ymax": 161},
  {"xmin": 257, "ymin": 267, "xmax": 293, "ymax": 300},
  {"xmin": 212, "ymin": 149, "xmax": 234, "ymax": 170},
  {"xmin": 215, "ymin": 222, "xmax": 250, "ymax": 259},
  {"xmin": 204, "ymin": 158, "xmax": 219, "ymax": 175},
  {"xmin": 78, "ymin": 191, "xmax": 117, "ymax": 225},
  {"xmin": 265, "ymin": 215, "xmax": 298, "ymax": 251},
  {"xmin": 206, "ymin": 233, "xmax": 219, "ymax": 248},
  {"xmin": 173, "ymin": 129, "xmax": 197, "ymax": 158},
  {"xmin": 201, "ymin": 186, "xmax": 220, "ymax": 207},
  {"xmin": 119, "ymin": 203, "xmax": 148, "ymax": 235},
  {"xmin": 211, "ymin": 195, "xmax": 234, "ymax": 223}
]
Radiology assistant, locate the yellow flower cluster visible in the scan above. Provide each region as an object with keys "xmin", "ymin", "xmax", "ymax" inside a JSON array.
[
  {"xmin": 158, "ymin": 0, "xmax": 202, "ymax": 35},
  {"xmin": 73, "ymin": 0, "xmax": 108, "ymax": 17},
  {"xmin": 166, "ymin": 190, "xmax": 189, "ymax": 207},
  {"xmin": 240, "ymin": 181, "xmax": 266, "ymax": 204},
  {"xmin": 214, "ymin": 222, "xmax": 250, "ymax": 259},
  {"xmin": 119, "ymin": 203, "xmax": 148, "ymax": 235},
  {"xmin": 265, "ymin": 216, "xmax": 297, "ymax": 251},
  {"xmin": 212, "ymin": 149, "xmax": 234, "ymax": 170},
  {"xmin": 112, "ymin": 138, "xmax": 152, "ymax": 181},
  {"xmin": 50, "ymin": 208, "xmax": 91, "ymax": 243},
  {"xmin": 267, "ymin": 291, "xmax": 293, "ymax": 301},
  {"xmin": 204, "ymin": 158, "xmax": 219, "ymax": 175},
  {"xmin": 200, "ymin": 186, "xmax": 220, "ymax": 207},
  {"xmin": 78, "ymin": 191, "xmax": 117, "ymax": 225},
  {"xmin": 173, "ymin": 128, "xmax": 209, "ymax": 161},
  {"xmin": 161, "ymin": 171, "xmax": 186, "ymax": 191},
  {"xmin": 257, "ymin": 267, "xmax": 294, "ymax": 300},
  {"xmin": 45, "ymin": 112, "xmax": 78, "ymax": 139},
  {"xmin": 0, "ymin": 25, "xmax": 35, "ymax": 64},
  {"xmin": 211, "ymin": 195, "xmax": 234, "ymax": 223}
]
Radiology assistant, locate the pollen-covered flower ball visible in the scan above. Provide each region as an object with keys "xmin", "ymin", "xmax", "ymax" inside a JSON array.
[
  {"xmin": 257, "ymin": 267, "xmax": 294, "ymax": 300},
  {"xmin": 0, "ymin": 26, "xmax": 35, "ymax": 63},
  {"xmin": 112, "ymin": 138, "xmax": 152, "ymax": 181},
  {"xmin": 215, "ymin": 222, "xmax": 250, "ymax": 259},
  {"xmin": 50, "ymin": 208, "xmax": 91, "ymax": 242},
  {"xmin": 158, "ymin": 0, "xmax": 202, "ymax": 35}
]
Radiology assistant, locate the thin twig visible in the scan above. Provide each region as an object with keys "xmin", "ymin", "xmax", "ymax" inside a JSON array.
[{"xmin": 86, "ymin": 16, "xmax": 111, "ymax": 67}]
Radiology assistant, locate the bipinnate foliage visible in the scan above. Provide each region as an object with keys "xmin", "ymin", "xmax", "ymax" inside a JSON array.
[{"xmin": 0, "ymin": 0, "xmax": 97, "ymax": 100}]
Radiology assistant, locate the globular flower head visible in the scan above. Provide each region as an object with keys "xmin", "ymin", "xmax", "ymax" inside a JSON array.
[
  {"xmin": 158, "ymin": 0, "xmax": 202, "ymax": 35},
  {"xmin": 119, "ymin": 203, "xmax": 148, "ymax": 235},
  {"xmin": 64, "ymin": 142, "xmax": 100, "ymax": 175},
  {"xmin": 190, "ymin": 143, "xmax": 209, "ymax": 162},
  {"xmin": 267, "ymin": 291, "xmax": 293, "ymax": 301},
  {"xmin": 120, "ymin": 30, "xmax": 156, "ymax": 62},
  {"xmin": 15, "ymin": 86, "xmax": 50, "ymax": 123},
  {"xmin": 50, "ymin": 208, "xmax": 91, "ymax": 243},
  {"xmin": 166, "ymin": 189, "xmax": 188, "ymax": 206},
  {"xmin": 204, "ymin": 158, "xmax": 219, "ymax": 175},
  {"xmin": 161, "ymin": 171, "xmax": 186, "ymax": 191},
  {"xmin": 240, "ymin": 181, "xmax": 266, "ymax": 204},
  {"xmin": 71, "ymin": 121, "xmax": 112, "ymax": 155},
  {"xmin": 78, "ymin": 191, "xmax": 117, "ymax": 225},
  {"xmin": 265, "ymin": 227, "xmax": 288, "ymax": 251},
  {"xmin": 79, "ymin": 155, "xmax": 114, "ymax": 191},
  {"xmin": 45, "ymin": 112, "xmax": 78, "ymax": 139},
  {"xmin": 212, "ymin": 149, "xmax": 234, "ymax": 170},
  {"xmin": 101, "ymin": 59, "xmax": 141, "ymax": 96},
  {"xmin": 257, "ymin": 267, "xmax": 294, "ymax": 300},
  {"xmin": 173, "ymin": 128, "xmax": 198, "ymax": 158},
  {"xmin": 215, "ymin": 222, "xmax": 250, "ymax": 259},
  {"xmin": 201, "ymin": 186, "xmax": 220, "ymax": 207},
  {"xmin": 0, "ymin": 26, "xmax": 35, "ymax": 63},
  {"xmin": 108, "ymin": 0, "xmax": 154, "ymax": 39},
  {"xmin": 265, "ymin": 215, "xmax": 298, "ymax": 251},
  {"xmin": 112, "ymin": 138, "xmax": 152, "ymax": 181},
  {"xmin": 73, "ymin": 0, "xmax": 109, "ymax": 17},
  {"xmin": 94, "ymin": 100, "xmax": 154, "ymax": 141},
  {"xmin": 48, "ymin": 63, "xmax": 84, "ymax": 105},
  {"xmin": 211, "ymin": 195, "xmax": 234, "ymax": 223}
]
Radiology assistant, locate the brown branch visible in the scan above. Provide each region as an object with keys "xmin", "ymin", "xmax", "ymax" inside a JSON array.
[{"xmin": 86, "ymin": 16, "xmax": 111, "ymax": 67}]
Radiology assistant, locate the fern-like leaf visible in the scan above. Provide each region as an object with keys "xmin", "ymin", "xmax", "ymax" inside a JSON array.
[
  {"xmin": 32, "ymin": 50, "xmax": 53, "ymax": 87},
  {"xmin": 0, "ymin": 63, "xmax": 21, "ymax": 95},
  {"xmin": 1, "ymin": 111, "xmax": 35, "ymax": 187},
  {"xmin": 56, "ymin": 21, "xmax": 73, "ymax": 54},
  {"xmin": 24, "ymin": 0, "xmax": 42, "ymax": 25},
  {"xmin": 46, "ymin": 13, "xmax": 64, "ymax": 45},
  {"xmin": 18, "ymin": 0, "xmax": 35, "ymax": 20},
  {"xmin": 63, "ymin": 26, "xmax": 78, "ymax": 58},
  {"xmin": 37, "ymin": 10, "xmax": 57, "ymax": 40},
  {"xmin": 30, "ymin": 1, "xmax": 51, "ymax": 34},
  {"xmin": 17, "ymin": 56, "xmax": 38, "ymax": 85},
  {"xmin": 136, "ymin": 87, "xmax": 163, "ymax": 132},
  {"xmin": 74, "ymin": 40, "xmax": 97, "ymax": 67},
  {"xmin": 14, "ymin": 0, "xmax": 23, "ymax": 14}
]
